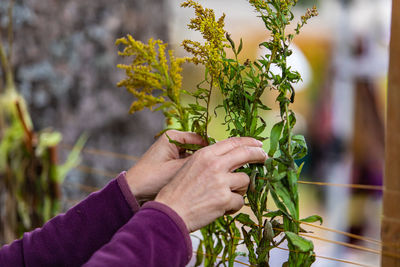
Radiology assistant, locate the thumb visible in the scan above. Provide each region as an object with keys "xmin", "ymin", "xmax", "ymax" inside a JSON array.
[
  {"xmin": 163, "ymin": 130, "xmax": 208, "ymax": 155},
  {"xmin": 164, "ymin": 130, "xmax": 208, "ymax": 146}
]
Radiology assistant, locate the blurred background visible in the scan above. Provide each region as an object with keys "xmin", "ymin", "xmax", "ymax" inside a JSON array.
[{"xmin": 0, "ymin": 0, "xmax": 391, "ymax": 266}]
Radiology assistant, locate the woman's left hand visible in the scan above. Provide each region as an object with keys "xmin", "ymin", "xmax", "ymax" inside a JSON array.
[{"xmin": 125, "ymin": 130, "xmax": 208, "ymax": 203}]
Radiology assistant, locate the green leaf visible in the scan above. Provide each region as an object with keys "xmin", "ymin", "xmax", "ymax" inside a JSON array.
[
  {"xmin": 263, "ymin": 220, "xmax": 274, "ymax": 244},
  {"xmin": 233, "ymin": 120, "xmax": 244, "ymax": 133},
  {"xmin": 285, "ymin": 231, "xmax": 314, "ymax": 252},
  {"xmin": 287, "ymin": 170, "xmax": 298, "ymax": 198},
  {"xmin": 254, "ymin": 123, "xmax": 266, "ymax": 137},
  {"xmin": 259, "ymin": 185, "xmax": 269, "ymax": 213},
  {"xmin": 300, "ymin": 215, "xmax": 323, "ymax": 225},
  {"xmin": 256, "ymin": 220, "xmax": 273, "ymax": 264},
  {"xmin": 243, "ymin": 92, "xmax": 255, "ymax": 102},
  {"xmin": 165, "ymin": 133, "xmax": 203, "ymax": 152},
  {"xmin": 235, "ymin": 213, "xmax": 256, "ymax": 228},
  {"xmin": 215, "ymin": 238, "xmax": 223, "ymax": 255},
  {"xmin": 249, "ymin": 168, "xmax": 258, "ymax": 193},
  {"xmin": 189, "ymin": 103, "xmax": 207, "ymax": 112},
  {"xmin": 194, "ymin": 240, "xmax": 204, "ymax": 267},
  {"xmin": 270, "ymin": 169, "xmax": 286, "ymax": 183},
  {"xmin": 292, "ymin": 134, "xmax": 308, "ymax": 160},
  {"xmin": 238, "ymin": 38, "xmax": 243, "ymax": 54},
  {"xmin": 226, "ymin": 33, "xmax": 235, "ymax": 51},
  {"xmin": 274, "ymin": 183, "xmax": 298, "ymax": 220},
  {"xmin": 36, "ymin": 131, "xmax": 62, "ymax": 157},
  {"xmin": 249, "ymin": 113, "xmax": 258, "ymax": 135},
  {"xmin": 263, "ymin": 210, "xmax": 282, "ymax": 218},
  {"xmin": 58, "ymin": 133, "xmax": 88, "ymax": 182},
  {"xmin": 270, "ymin": 188, "xmax": 290, "ymax": 218},
  {"xmin": 258, "ymin": 102, "xmax": 271, "ymax": 111},
  {"xmin": 290, "ymin": 84, "xmax": 296, "ymax": 103},
  {"xmin": 242, "ymin": 227, "xmax": 257, "ymax": 265},
  {"xmin": 297, "ymin": 162, "xmax": 305, "ymax": 177},
  {"xmin": 268, "ymin": 121, "xmax": 284, "ymax": 157}
]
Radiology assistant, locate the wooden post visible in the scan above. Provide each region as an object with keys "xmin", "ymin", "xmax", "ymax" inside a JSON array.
[{"xmin": 382, "ymin": 0, "xmax": 400, "ymax": 266}]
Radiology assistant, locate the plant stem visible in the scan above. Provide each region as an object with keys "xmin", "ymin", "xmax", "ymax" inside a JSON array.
[
  {"xmin": 205, "ymin": 77, "xmax": 213, "ymax": 140},
  {"xmin": 284, "ymin": 102, "xmax": 291, "ymax": 154},
  {"xmin": 8, "ymin": 0, "xmax": 15, "ymax": 65},
  {"xmin": 249, "ymin": 47, "xmax": 277, "ymax": 128},
  {"xmin": 0, "ymin": 41, "xmax": 15, "ymax": 93}
]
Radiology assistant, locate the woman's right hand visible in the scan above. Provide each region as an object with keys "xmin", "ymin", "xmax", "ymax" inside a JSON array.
[{"xmin": 155, "ymin": 137, "xmax": 267, "ymax": 232}]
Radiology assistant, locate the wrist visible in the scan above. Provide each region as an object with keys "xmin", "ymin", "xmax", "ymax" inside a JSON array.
[
  {"xmin": 116, "ymin": 172, "xmax": 141, "ymax": 212},
  {"xmin": 155, "ymin": 196, "xmax": 191, "ymax": 232},
  {"xmin": 125, "ymin": 167, "xmax": 147, "ymax": 205}
]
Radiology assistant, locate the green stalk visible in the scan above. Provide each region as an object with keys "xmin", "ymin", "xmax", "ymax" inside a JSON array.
[{"xmin": 204, "ymin": 77, "xmax": 213, "ymax": 141}]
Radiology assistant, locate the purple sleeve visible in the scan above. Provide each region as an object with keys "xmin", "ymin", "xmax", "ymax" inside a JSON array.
[
  {"xmin": 83, "ymin": 201, "xmax": 193, "ymax": 267},
  {"xmin": 0, "ymin": 172, "xmax": 140, "ymax": 267}
]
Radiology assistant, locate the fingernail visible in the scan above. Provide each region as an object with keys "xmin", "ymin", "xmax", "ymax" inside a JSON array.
[
  {"xmin": 258, "ymin": 147, "xmax": 267, "ymax": 158},
  {"xmin": 256, "ymin": 140, "xmax": 263, "ymax": 146}
]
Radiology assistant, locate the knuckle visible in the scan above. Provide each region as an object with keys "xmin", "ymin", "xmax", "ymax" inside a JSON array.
[
  {"xmin": 228, "ymin": 137, "xmax": 241, "ymax": 148},
  {"xmin": 193, "ymin": 149, "xmax": 202, "ymax": 159},
  {"xmin": 165, "ymin": 129, "xmax": 178, "ymax": 135},
  {"xmin": 197, "ymin": 148, "xmax": 220, "ymax": 167},
  {"xmin": 240, "ymin": 146, "xmax": 265, "ymax": 161},
  {"xmin": 210, "ymin": 160, "xmax": 223, "ymax": 171},
  {"xmin": 161, "ymin": 130, "xmax": 173, "ymax": 141},
  {"xmin": 232, "ymin": 196, "xmax": 244, "ymax": 211},
  {"xmin": 240, "ymin": 173, "xmax": 250, "ymax": 185},
  {"xmin": 194, "ymin": 148, "xmax": 208, "ymax": 161},
  {"xmin": 219, "ymin": 190, "xmax": 231, "ymax": 205},
  {"xmin": 163, "ymin": 130, "xmax": 173, "ymax": 137},
  {"xmin": 163, "ymin": 129, "xmax": 180, "ymax": 140},
  {"xmin": 240, "ymin": 145, "xmax": 252, "ymax": 156},
  {"xmin": 237, "ymin": 197, "xmax": 245, "ymax": 209},
  {"xmin": 213, "ymin": 175, "xmax": 225, "ymax": 188},
  {"xmin": 257, "ymin": 147, "xmax": 267, "ymax": 160},
  {"xmin": 199, "ymin": 147, "xmax": 211, "ymax": 157}
]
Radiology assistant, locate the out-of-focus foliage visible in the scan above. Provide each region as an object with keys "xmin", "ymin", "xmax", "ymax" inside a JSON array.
[
  {"xmin": 0, "ymin": 0, "xmax": 84, "ymax": 243},
  {"xmin": 0, "ymin": 83, "xmax": 85, "ymax": 242}
]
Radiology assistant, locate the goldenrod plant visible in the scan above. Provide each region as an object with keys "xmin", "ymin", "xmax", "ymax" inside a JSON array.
[{"xmin": 117, "ymin": 0, "xmax": 320, "ymax": 266}]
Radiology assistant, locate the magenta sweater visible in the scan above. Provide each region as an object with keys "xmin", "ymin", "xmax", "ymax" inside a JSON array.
[{"xmin": 0, "ymin": 172, "xmax": 192, "ymax": 266}]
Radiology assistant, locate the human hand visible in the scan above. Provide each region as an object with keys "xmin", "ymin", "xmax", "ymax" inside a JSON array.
[
  {"xmin": 126, "ymin": 130, "xmax": 208, "ymax": 203},
  {"xmin": 155, "ymin": 137, "xmax": 267, "ymax": 232}
]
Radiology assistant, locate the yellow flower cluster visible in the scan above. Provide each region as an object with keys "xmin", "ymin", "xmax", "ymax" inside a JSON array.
[
  {"xmin": 296, "ymin": 5, "xmax": 318, "ymax": 34},
  {"xmin": 248, "ymin": 0, "xmax": 271, "ymax": 12},
  {"xmin": 301, "ymin": 6, "xmax": 319, "ymax": 23},
  {"xmin": 181, "ymin": 0, "xmax": 228, "ymax": 81},
  {"xmin": 249, "ymin": 0, "xmax": 298, "ymax": 14},
  {"xmin": 116, "ymin": 35, "xmax": 187, "ymax": 113}
]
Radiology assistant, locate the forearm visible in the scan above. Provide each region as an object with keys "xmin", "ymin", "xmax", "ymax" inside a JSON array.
[
  {"xmin": 0, "ymin": 172, "xmax": 140, "ymax": 267},
  {"xmin": 83, "ymin": 201, "xmax": 192, "ymax": 267}
]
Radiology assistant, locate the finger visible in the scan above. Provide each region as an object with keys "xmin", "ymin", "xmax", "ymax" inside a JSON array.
[
  {"xmin": 220, "ymin": 146, "xmax": 267, "ymax": 172},
  {"xmin": 163, "ymin": 130, "xmax": 208, "ymax": 151},
  {"xmin": 225, "ymin": 193, "xmax": 245, "ymax": 214},
  {"xmin": 228, "ymin": 172, "xmax": 250, "ymax": 194},
  {"xmin": 179, "ymin": 152, "xmax": 192, "ymax": 158},
  {"xmin": 209, "ymin": 137, "xmax": 263, "ymax": 156},
  {"xmin": 174, "ymin": 155, "xmax": 192, "ymax": 166}
]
